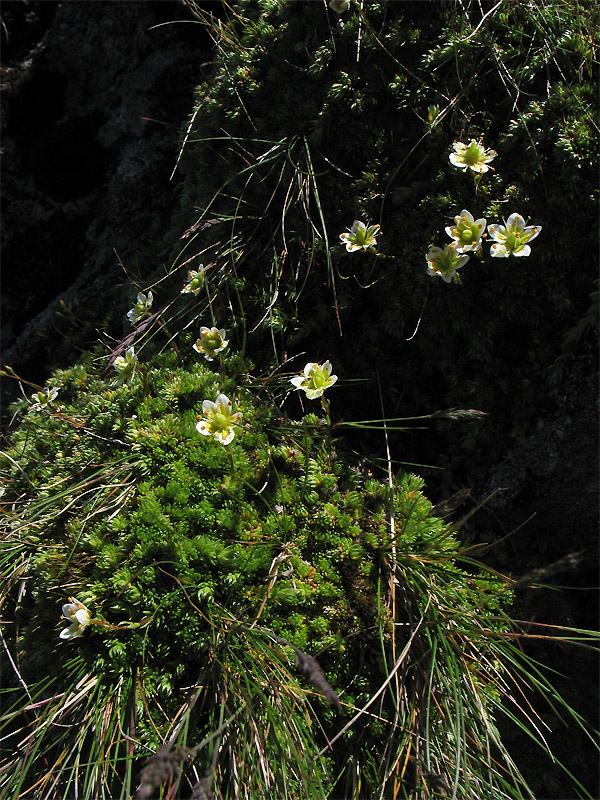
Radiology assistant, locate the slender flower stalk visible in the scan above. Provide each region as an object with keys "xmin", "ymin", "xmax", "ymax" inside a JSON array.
[
  {"xmin": 445, "ymin": 210, "xmax": 486, "ymax": 253},
  {"xmin": 449, "ymin": 139, "xmax": 497, "ymax": 173},
  {"xmin": 339, "ymin": 220, "xmax": 381, "ymax": 252},
  {"xmin": 196, "ymin": 393, "xmax": 242, "ymax": 446},
  {"xmin": 488, "ymin": 213, "xmax": 542, "ymax": 258},
  {"xmin": 426, "ymin": 243, "xmax": 469, "ymax": 283}
]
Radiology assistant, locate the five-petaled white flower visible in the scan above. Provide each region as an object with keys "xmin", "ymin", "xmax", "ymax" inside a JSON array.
[
  {"xmin": 445, "ymin": 209, "xmax": 486, "ymax": 253},
  {"xmin": 60, "ymin": 597, "xmax": 93, "ymax": 640},
  {"xmin": 488, "ymin": 213, "xmax": 542, "ymax": 258},
  {"xmin": 339, "ymin": 220, "xmax": 381, "ymax": 252},
  {"xmin": 196, "ymin": 393, "xmax": 242, "ymax": 446},
  {"xmin": 181, "ymin": 266, "xmax": 206, "ymax": 295},
  {"xmin": 29, "ymin": 386, "xmax": 59, "ymax": 412},
  {"xmin": 290, "ymin": 361, "xmax": 338, "ymax": 400},
  {"xmin": 449, "ymin": 139, "xmax": 497, "ymax": 174},
  {"xmin": 112, "ymin": 346, "xmax": 138, "ymax": 385},
  {"xmin": 329, "ymin": 0, "xmax": 351, "ymax": 13},
  {"xmin": 127, "ymin": 291, "xmax": 153, "ymax": 325},
  {"xmin": 426, "ymin": 243, "xmax": 469, "ymax": 283},
  {"xmin": 193, "ymin": 327, "xmax": 229, "ymax": 361}
]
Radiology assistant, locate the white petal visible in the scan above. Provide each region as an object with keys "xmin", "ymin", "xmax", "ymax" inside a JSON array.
[
  {"xmin": 487, "ymin": 224, "xmax": 506, "ymax": 242},
  {"xmin": 60, "ymin": 623, "xmax": 81, "ymax": 640},
  {"xmin": 62, "ymin": 603, "xmax": 76, "ymax": 619},
  {"xmin": 216, "ymin": 429, "xmax": 235, "ymax": 445},
  {"xmin": 75, "ymin": 609, "xmax": 91, "ymax": 626},
  {"xmin": 449, "ymin": 153, "xmax": 466, "ymax": 169},
  {"xmin": 305, "ymin": 387, "xmax": 324, "ymax": 399},
  {"xmin": 490, "ymin": 244, "xmax": 509, "ymax": 258},
  {"xmin": 506, "ymin": 213, "xmax": 526, "ymax": 231},
  {"xmin": 524, "ymin": 225, "xmax": 541, "ymax": 242}
]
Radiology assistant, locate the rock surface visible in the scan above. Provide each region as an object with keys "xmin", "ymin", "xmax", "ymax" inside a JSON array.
[{"xmin": 1, "ymin": 0, "xmax": 211, "ymax": 408}]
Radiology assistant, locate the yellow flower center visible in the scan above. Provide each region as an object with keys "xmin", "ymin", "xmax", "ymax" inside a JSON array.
[
  {"xmin": 309, "ymin": 366, "xmax": 329, "ymax": 389},
  {"xmin": 464, "ymin": 142, "xmax": 482, "ymax": 165},
  {"xmin": 211, "ymin": 411, "xmax": 230, "ymax": 431}
]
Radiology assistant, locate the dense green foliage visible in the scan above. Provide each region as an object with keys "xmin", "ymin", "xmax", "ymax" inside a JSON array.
[
  {"xmin": 1, "ymin": 1, "xmax": 598, "ymax": 798},
  {"xmin": 1, "ymin": 340, "xmax": 596, "ymax": 799}
]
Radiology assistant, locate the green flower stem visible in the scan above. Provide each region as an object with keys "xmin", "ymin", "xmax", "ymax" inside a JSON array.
[
  {"xmin": 92, "ymin": 617, "xmax": 153, "ymax": 631},
  {"xmin": 320, "ymin": 395, "xmax": 331, "ymax": 426},
  {"xmin": 225, "ymin": 443, "xmax": 235, "ymax": 473},
  {"xmin": 140, "ymin": 365, "xmax": 149, "ymax": 396},
  {"xmin": 230, "ymin": 278, "xmax": 247, "ymax": 362},
  {"xmin": 320, "ymin": 395, "xmax": 333, "ymax": 465}
]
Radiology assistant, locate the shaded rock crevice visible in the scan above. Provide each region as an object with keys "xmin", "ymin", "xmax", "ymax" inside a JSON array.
[{"xmin": 1, "ymin": 0, "xmax": 213, "ymax": 409}]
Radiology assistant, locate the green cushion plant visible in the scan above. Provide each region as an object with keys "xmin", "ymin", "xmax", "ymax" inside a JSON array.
[
  {"xmin": 0, "ymin": 340, "xmax": 595, "ymax": 798},
  {"xmin": 1, "ymin": 1, "xmax": 598, "ymax": 798}
]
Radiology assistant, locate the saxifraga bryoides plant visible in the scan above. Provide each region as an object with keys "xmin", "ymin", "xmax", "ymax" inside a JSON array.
[{"xmin": 1, "ymin": 341, "xmax": 597, "ymax": 799}]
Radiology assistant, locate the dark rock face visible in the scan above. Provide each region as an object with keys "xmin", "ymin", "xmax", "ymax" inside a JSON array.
[{"xmin": 1, "ymin": 0, "xmax": 211, "ymax": 408}]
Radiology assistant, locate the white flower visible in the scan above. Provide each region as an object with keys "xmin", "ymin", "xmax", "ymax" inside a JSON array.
[
  {"xmin": 193, "ymin": 327, "xmax": 229, "ymax": 361},
  {"xmin": 127, "ymin": 291, "xmax": 153, "ymax": 325},
  {"xmin": 449, "ymin": 139, "xmax": 497, "ymax": 173},
  {"xmin": 29, "ymin": 386, "xmax": 59, "ymax": 412},
  {"xmin": 339, "ymin": 220, "xmax": 381, "ymax": 252},
  {"xmin": 488, "ymin": 213, "xmax": 542, "ymax": 258},
  {"xmin": 445, "ymin": 209, "xmax": 486, "ymax": 253},
  {"xmin": 196, "ymin": 393, "xmax": 242, "ymax": 446},
  {"xmin": 181, "ymin": 266, "xmax": 206, "ymax": 295},
  {"xmin": 290, "ymin": 361, "xmax": 338, "ymax": 400},
  {"xmin": 426, "ymin": 243, "xmax": 469, "ymax": 283},
  {"xmin": 60, "ymin": 597, "xmax": 92, "ymax": 640},
  {"xmin": 112, "ymin": 346, "xmax": 138, "ymax": 385},
  {"xmin": 329, "ymin": 0, "xmax": 351, "ymax": 13}
]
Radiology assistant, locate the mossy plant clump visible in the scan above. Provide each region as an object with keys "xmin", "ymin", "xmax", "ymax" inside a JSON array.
[{"xmin": 2, "ymin": 340, "xmax": 573, "ymax": 799}]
